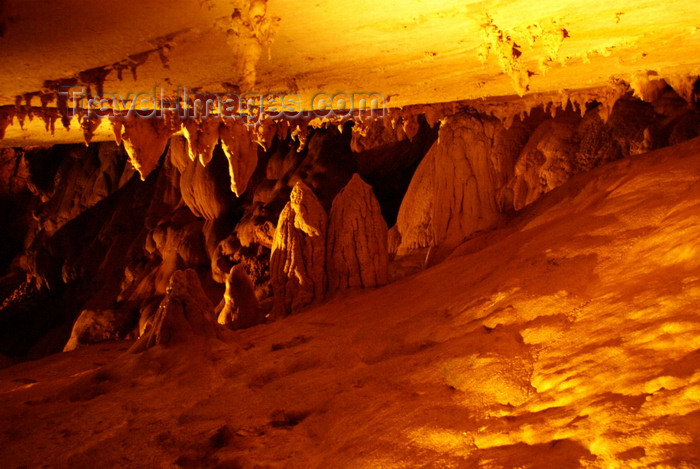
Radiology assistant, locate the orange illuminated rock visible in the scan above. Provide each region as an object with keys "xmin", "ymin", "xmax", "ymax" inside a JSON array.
[
  {"xmin": 216, "ymin": 264, "xmax": 262, "ymax": 329},
  {"xmin": 327, "ymin": 174, "xmax": 388, "ymax": 291},
  {"xmin": 169, "ymin": 136, "xmax": 233, "ymax": 220},
  {"xmin": 219, "ymin": 119, "xmax": 259, "ymax": 196},
  {"xmin": 508, "ymin": 114, "xmax": 580, "ymax": 210},
  {"xmin": 181, "ymin": 117, "xmax": 221, "ymax": 166},
  {"xmin": 131, "ymin": 269, "xmax": 219, "ymax": 351},
  {"xmin": 504, "ymin": 99, "xmax": 671, "ymax": 211},
  {"xmin": 120, "ymin": 116, "xmax": 173, "ymax": 180},
  {"xmin": 270, "ymin": 181, "xmax": 327, "ymax": 316},
  {"xmin": 394, "ymin": 113, "xmax": 503, "ymax": 257},
  {"xmin": 63, "ymin": 308, "xmax": 134, "ymax": 352}
]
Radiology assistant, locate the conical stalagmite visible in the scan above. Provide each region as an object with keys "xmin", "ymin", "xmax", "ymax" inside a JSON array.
[
  {"xmin": 131, "ymin": 269, "xmax": 219, "ymax": 352},
  {"xmin": 216, "ymin": 264, "xmax": 263, "ymax": 329},
  {"xmin": 394, "ymin": 113, "xmax": 503, "ymax": 257},
  {"xmin": 270, "ymin": 181, "xmax": 327, "ymax": 316},
  {"xmin": 327, "ymin": 173, "xmax": 388, "ymax": 291},
  {"xmin": 219, "ymin": 119, "xmax": 259, "ymax": 196}
]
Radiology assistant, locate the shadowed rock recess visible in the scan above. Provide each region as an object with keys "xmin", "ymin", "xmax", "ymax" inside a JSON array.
[{"xmin": 1, "ymin": 0, "xmax": 700, "ymax": 465}]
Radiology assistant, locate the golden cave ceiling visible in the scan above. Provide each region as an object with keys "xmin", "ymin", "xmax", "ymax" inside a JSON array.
[{"xmin": 0, "ymin": 0, "xmax": 699, "ymax": 146}]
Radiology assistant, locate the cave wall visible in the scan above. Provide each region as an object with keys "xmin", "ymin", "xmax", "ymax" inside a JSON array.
[{"xmin": 0, "ymin": 82, "xmax": 698, "ymax": 362}]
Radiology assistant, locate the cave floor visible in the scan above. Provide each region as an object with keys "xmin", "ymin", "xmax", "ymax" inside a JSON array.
[{"xmin": 2, "ymin": 138, "xmax": 700, "ymax": 468}]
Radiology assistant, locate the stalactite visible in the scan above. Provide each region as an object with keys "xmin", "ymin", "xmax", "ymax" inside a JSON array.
[
  {"xmin": 219, "ymin": 118, "xmax": 260, "ymax": 196},
  {"xmin": 182, "ymin": 117, "xmax": 221, "ymax": 166},
  {"xmin": 121, "ymin": 115, "xmax": 173, "ymax": 180}
]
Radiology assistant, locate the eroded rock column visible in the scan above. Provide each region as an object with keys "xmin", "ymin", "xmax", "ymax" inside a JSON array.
[
  {"xmin": 393, "ymin": 113, "xmax": 503, "ymax": 258},
  {"xmin": 270, "ymin": 181, "xmax": 327, "ymax": 316},
  {"xmin": 327, "ymin": 174, "xmax": 388, "ymax": 291},
  {"xmin": 216, "ymin": 264, "xmax": 262, "ymax": 329},
  {"xmin": 131, "ymin": 269, "xmax": 218, "ymax": 352}
]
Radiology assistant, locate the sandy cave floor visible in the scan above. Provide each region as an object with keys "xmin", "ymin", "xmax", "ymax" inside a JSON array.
[{"xmin": 2, "ymin": 137, "xmax": 700, "ymax": 468}]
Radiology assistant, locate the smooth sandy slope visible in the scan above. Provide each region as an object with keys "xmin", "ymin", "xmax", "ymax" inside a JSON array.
[{"xmin": 2, "ymin": 137, "xmax": 700, "ymax": 468}]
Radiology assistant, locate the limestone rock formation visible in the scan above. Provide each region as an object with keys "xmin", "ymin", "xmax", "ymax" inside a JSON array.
[
  {"xmin": 327, "ymin": 174, "xmax": 388, "ymax": 291},
  {"xmin": 169, "ymin": 136, "xmax": 234, "ymax": 220},
  {"xmin": 219, "ymin": 119, "xmax": 259, "ymax": 196},
  {"xmin": 507, "ymin": 114, "xmax": 580, "ymax": 210},
  {"xmin": 182, "ymin": 118, "xmax": 221, "ymax": 166},
  {"xmin": 120, "ymin": 115, "xmax": 174, "ymax": 180},
  {"xmin": 270, "ymin": 181, "xmax": 327, "ymax": 316},
  {"xmin": 211, "ymin": 233, "xmax": 271, "ymax": 301},
  {"xmin": 350, "ymin": 114, "xmax": 439, "ymax": 226},
  {"xmin": 290, "ymin": 129, "xmax": 356, "ymax": 211},
  {"xmin": 216, "ymin": 264, "xmax": 262, "ymax": 329},
  {"xmin": 25, "ymin": 143, "xmax": 134, "ymax": 240},
  {"xmin": 144, "ymin": 209, "xmax": 209, "ymax": 295},
  {"xmin": 63, "ymin": 308, "xmax": 135, "ymax": 352},
  {"xmin": 131, "ymin": 269, "xmax": 219, "ymax": 351},
  {"xmin": 394, "ymin": 113, "xmax": 503, "ymax": 257},
  {"xmin": 504, "ymin": 99, "xmax": 669, "ymax": 211}
]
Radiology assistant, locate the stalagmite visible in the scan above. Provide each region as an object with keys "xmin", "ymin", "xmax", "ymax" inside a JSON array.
[
  {"xmin": 130, "ymin": 269, "xmax": 219, "ymax": 351},
  {"xmin": 120, "ymin": 115, "xmax": 173, "ymax": 180},
  {"xmin": 270, "ymin": 181, "xmax": 327, "ymax": 316},
  {"xmin": 216, "ymin": 264, "xmax": 262, "ymax": 329},
  {"xmin": 327, "ymin": 174, "xmax": 388, "ymax": 291},
  {"xmin": 181, "ymin": 117, "xmax": 221, "ymax": 166},
  {"xmin": 508, "ymin": 114, "xmax": 579, "ymax": 210},
  {"xmin": 63, "ymin": 308, "xmax": 135, "ymax": 352},
  {"xmin": 219, "ymin": 119, "xmax": 259, "ymax": 196},
  {"xmin": 394, "ymin": 113, "xmax": 503, "ymax": 257}
]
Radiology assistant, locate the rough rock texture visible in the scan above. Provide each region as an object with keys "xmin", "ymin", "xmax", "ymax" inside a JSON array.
[
  {"xmin": 216, "ymin": 264, "xmax": 262, "ymax": 329},
  {"xmin": 394, "ymin": 113, "xmax": 504, "ymax": 257},
  {"xmin": 351, "ymin": 114, "xmax": 438, "ymax": 225},
  {"xmin": 181, "ymin": 118, "xmax": 221, "ymax": 166},
  {"xmin": 0, "ymin": 159, "xmax": 159, "ymax": 357},
  {"xmin": 503, "ymin": 98, "xmax": 685, "ymax": 211},
  {"xmin": 63, "ymin": 308, "xmax": 135, "ymax": 352},
  {"xmin": 2, "ymin": 93, "xmax": 699, "ymax": 358},
  {"xmin": 5, "ymin": 137, "xmax": 700, "ymax": 467},
  {"xmin": 507, "ymin": 113, "xmax": 581, "ymax": 210},
  {"xmin": 120, "ymin": 116, "xmax": 173, "ymax": 180},
  {"xmin": 143, "ymin": 209, "xmax": 209, "ymax": 295},
  {"xmin": 270, "ymin": 181, "xmax": 327, "ymax": 316},
  {"xmin": 169, "ymin": 136, "xmax": 234, "ymax": 220},
  {"xmin": 131, "ymin": 269, "xmax": 218, "ymax": 352},
  {"xmin": 219, "ymin": 119, "xmax": 259, "ymax": 196},
  {"xmin": 9, "ymin": 143, "xmax": 135, "ymax": 257},
  {"xmin": 393, "ymin": 93, "xmax": 700, "ymax": 265},
  {"xmin": 327, "ymin": 174, "xmax": 388, "ymax": 291},
  {"xmin": 290, "ymin": 129, "xmax": 356, "ymax": 211},
  {"xmin": 211, "ymin": 234, "xmax": 271, "ymax": 300}
]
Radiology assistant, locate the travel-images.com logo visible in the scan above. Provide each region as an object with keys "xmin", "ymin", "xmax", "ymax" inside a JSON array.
[{"xmin": 58, "ymin": 86, "xmax": 387, "ymax": 124}]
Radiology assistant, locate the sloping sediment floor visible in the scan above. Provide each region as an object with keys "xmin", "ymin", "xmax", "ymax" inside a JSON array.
[{"xmin": 2, "ymin": 137, "xmax": 700, "ymax": 468}]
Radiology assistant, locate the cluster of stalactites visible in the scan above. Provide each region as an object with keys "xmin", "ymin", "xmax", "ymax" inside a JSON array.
[{"xmin": 1, "ymin": 76, "xmax": 698, "ymax": 201}]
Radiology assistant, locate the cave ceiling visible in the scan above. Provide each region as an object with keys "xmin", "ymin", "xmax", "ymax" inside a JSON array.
[{"xmin": 0, "ymin": 0, "xmax": 699, "ymax": 146}]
